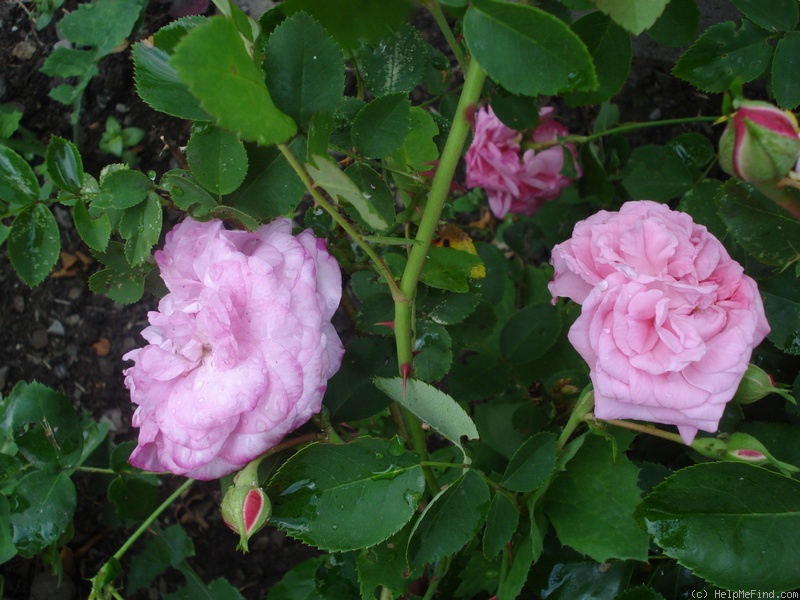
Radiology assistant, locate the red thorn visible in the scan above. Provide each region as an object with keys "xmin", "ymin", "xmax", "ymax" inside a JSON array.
[
  {"xmin": 375, "ymin": 320, "xmax": 395, "ymax": 329},
  {"xmin": 400, "ymin": 363, "xmax": 412, "ymax": 395},
  {"xmin": 412, "ymin": 350, "xmax": 423, "ymax": 357}
]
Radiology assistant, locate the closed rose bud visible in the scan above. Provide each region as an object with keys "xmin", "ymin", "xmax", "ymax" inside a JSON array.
[
  {"xmin": 692, "ymin": 432, "xmax": 799, "ymax": 475},
  {"xmin": 221, "ymin": 484, "xmax": 271, "ymax": 552},
  {"xmin": 719, "ymin": 100, "xmax": 800, "ymax": 184},
  {"xmin": 732, "ymin": 363, "xmax": 796, "ymax": 405}
]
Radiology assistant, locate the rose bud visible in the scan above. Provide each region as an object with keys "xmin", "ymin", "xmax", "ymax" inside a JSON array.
[
  {"xmin": 692, "ymin": 433, "xmax": 799, "ymax": 476},
  {"xmin": 732, "ymin": 363, "xmax": 796, "ymax": 405},
  {"xmin": 221, "ymin": 484, "xmax": 271, "ymax": 552},
  {"xmin": 718, "ymin": 100, "xmax": 800, "ymax": 185}
]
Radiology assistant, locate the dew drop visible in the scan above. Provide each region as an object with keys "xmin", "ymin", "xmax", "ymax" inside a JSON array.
[{"xmin": 257, "ymin": 420, "xmax": 267, "ymax": 432}]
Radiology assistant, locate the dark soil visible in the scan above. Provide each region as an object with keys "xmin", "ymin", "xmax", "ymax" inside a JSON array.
[{"xmin": 0, "ymin": 2, "xmax": 316, "ymax": 598}]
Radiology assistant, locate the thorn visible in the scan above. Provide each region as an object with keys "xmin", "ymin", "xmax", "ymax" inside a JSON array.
[
  {"xmin": 375, "ymin": 320, "xmax": 395, "ymax": 330},
  {"xmin": 412, "ymin": 350, "xmax": 423, "ymax": 357},
  {"xmin": 400, "ymin": 363, "xmax": 412, "ymax": 396}
]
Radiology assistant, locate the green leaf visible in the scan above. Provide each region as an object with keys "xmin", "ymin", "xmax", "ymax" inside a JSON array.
[
  {"xmin": 267, "ymin": 437, "xmax": 425, "ymax": 552},
  {"xmin": 527, "ymin": 558, "xmax": 634, "ymax": 600},
  {"xmin": 95, "ymin": 168, "xmax": 153, "ymax": 209},
  {"xmin": 0, "ymin": 104, "xmax": 23, "ymax": 139},
  {"xmin": 759, "ymin": 269, "xmax": 800, "ymax": 355},
  {"xmin": 420, "ymin": 288, "xmax": 480, "ymax": 326},
  {"xmin": 58, "ymin": 0, "xmax": 145, "ymax": 55},
  {"xmin": 40, "ymin": 47, "xmax": 97, "ymax": 79},
  {"xmin": 45, "ymin": 137, "xmax": 84, "ymax": 194},
  {"xmin": 420, "ymin": 246, "xmax": 483, "ymax": 293},
  {"xmin": 389, "ymin": 106, "xmax": 440, "ymax": 170},
  {"xmin": 729, "ymin": 0, "xmax": 798, "ymax": 32},
  {"xmin": 351, "ymin": 93, "xmax": 411, "ymax": 159},
  {"xmin": 88, "ymin": 268, "xmax": 146, "ymax": 304},
  {"xmin": 616, "ymin": 585, "xmax": 667, "ymax": 600},
  {"xmin": 119, "ymin": 193, "xmax": 163, "ymax": 266},
  {"xmin": 622, "ymin": 144, "xmax": 695, "ymax": 202},
  {"xmin": 544, "ymin": 435, "xmax": 649, "ymax": 562},
  {"xmin": 108, "ymin": 476, "xmax": 159, "ymax": 521},
  {"xmin": 362, "ymin": 23, "xmax": 430, "ymax": 96},
  {"xmin": 448, "ymin": 351, "xmax": 512, "ymax": 403},
  {"xmin": 306, "ymin": 156, "xmax": 391, "ymax": 231},
  {"xmin": 639, "ymin": 462, "xmax": 800, "ymax": 591},
  {"xmin": 412, "ymin": 320, "xmax": 452, "ymax": 383},
  {"xmin": 0, "ymin": 145, "xmax": 39, "ymax": 208},
  {"xmin": 4, "ymin": 381, "xmax": 83, "ymax": 469},
  {"xmin": 225, "ymin": 137, "xmax": 307, "ymax": 221},
  {"xmin": 668, "ymin": 132, "xmax": 715, "ymax": 169},
  {"xmin": 647, "ymin": 0, "xmax": 699, "ymax": 48},
  {"xmin": 673, "ymin": 20, "xmax": 772, "ymax": 93},
  {"xmin": 8, "ymin": 204, "xmax": 60, "ymax": 287},
  {"xmin": 497, "ymin": 526, "xmax": 535, "ymax": 600},
  {"xmin": 268, "ymin": 0, "xmax": 411, "ymax": 52},
  {"xmin": 772, "ymin": 32, "xmax": 800, "ymax": 110},
  {"xmin": 0, "ymin": 495, "xmax": 16, "ymax": 564},
  {"xmin": 263, "ymin": 12, "xmax": 344, "ymax": 129},
  {"xmin": 502, "ymin": 432, "xmax": 557, "ymax": 493},
  {"xmin": 133, "ymin": 42, "xmax": 211, "ymax": 121},
  {"xmin": 305, "ymin": 111, "xmax": 334, "ymax": 165},
  {"xmin": 591, "ymin": 0, "xmax": 669, "ymax": 34},
  {"xmin": 185, "ymin": 125, "xmax": 248, "ymax": 195},
  {"xmin": 374, "ymin": 377, "xmax": 480, "ymax": 460},
  {"xmin": 127, "ymin": 525, "xmax": 195, "ymax": 595},
  {"xmin": 171, "ymin": 16, "xmax": 296, "ymax": 145},
  {"xmin": 357, "ymin": 525, "xmax": 419, "ymax": 600},
  {"xmin": 160, "ymin": 170, "xmax": 218, "ymax": 217},
  {"xmin": 9, "ymin": 471, "xmax": 76, "ymax": 557},
  {"xmin": 565, "ymin": 12, "xmax": 631, "ymax": 106},
  {"xmin": 715, "ymin": 180, "xmax": 800, "ymax": 267},
  {"xmin": 343, "ymin": 163, "xmax": 396, "ymax": 231},
  {"xmin": 483, "ymin": 492, "xmax": 519, "ymax": 558},
  {"xmin": 267, "ymin": 557, "xmax": 325, "ymax": 600},
  {"xmin": 464, "ymin": 0, "xmax": 596, "ymax": 96},
  {"xmin": 407, "ymin": 470, "xmax": 491, "ymax": 568},
  {"xmin": 500, "ymin": 303, "xmax": 562, "ymax": 365}
]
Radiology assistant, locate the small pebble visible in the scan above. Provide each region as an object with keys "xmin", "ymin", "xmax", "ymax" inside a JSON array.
[
  {"xmin": 12, "ymin": 295, "xmax": 24, "ymax": 312},
  {"xmin": 30, "ymin": 329, "xmax": 49, "ymax": 350},
  {"xmin": 68, "ymin": 287, "xmax": 82, "ymax": 301},
  {"xmin": 48, "ymin": 320, "xmax": 65, "ymax": 336}
]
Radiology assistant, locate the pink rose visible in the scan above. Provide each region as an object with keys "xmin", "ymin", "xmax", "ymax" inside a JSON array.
[
  {"xmin": 123, "ymin": 217, "xmax": 344, "ymax": 480},
  {"xmin": 465, "ymin": 105, "xmax": 580, "ymax": 218},
  {"xmin": 549, "ymin": 201, "xmax": 769, "ymax": 444}
]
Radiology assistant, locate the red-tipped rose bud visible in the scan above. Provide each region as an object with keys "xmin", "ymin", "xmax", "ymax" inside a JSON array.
[
  {"xmin": 733, "ymin": 363, "xmax": 796, "ymax": 405},
  {"xmin": 692, "ymin": 432, "xmax": 799, "ymax": 476},
  {"xmin": 221, "ymin": 485, "xmax": 271, "ymax": 552},
  {"xmin": 719, "ymin": 100, "xmax": 800, "ymax": 184}
]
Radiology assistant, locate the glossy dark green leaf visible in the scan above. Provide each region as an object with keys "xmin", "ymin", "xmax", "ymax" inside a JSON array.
[
  {"xmin": 362, "ymin": 23, "xmax": 429, "ymax": 96},
  {"xmin": 448, "ymin": 351, "xmax": 512, "ymax": 403},
  {"xmin": 0, "ymin": 495, "xmax": 16, "ymax": 564},
  {"xmin": 497, "ymin": 527, "xmax": 535, "ymax": 600},
  {"xmin": 593, "ymin": 0, "xmax": 669, "ymax": 34},
  {"xmin": 57, "ymin": 0, "xmax": 145, "ymax": 54},
  {"xmin": 716, "ymin": 180, "xmax": 800, "ymax": 267},
  {"xmin": 108, "ymin": 476, "xmax": 159, "ymax": 520},
  {"xmin": 267, "ymin": 438, "xmax": 425, "ymax": 552},
  {"xmin": 500, "ymin": 303, "xmax": 562, "ymax": 365},
  {"xmin": 95, "ymin": 168, "xmax": 153, "ymax": 209},
  {"xmin": 356, "ymin": 525, "xmax": 419, "ymax": 600},
  {"xmin": 185, "ymin": 125, "xmax": 248, "ymax": 195},
  {"xmin": 306, "ymin": 156, "xmax": 391, "ymax": 231},
  {"xmin": 133, "ymin": 42, "xmax": 211, "ymax": 121},
  {"xmin": 119, "ymin": 193, "xmax": 162, "ymax": 266},
  {"xmin": 622, "ymin": 144, "xmax": 695, "ymax": 202},
  {"xmin": 389, "ymin": 106, "xmax": 440, "ymax": 170},
  {"xmin": 502, "ymin": 432, "xmax": 557, "ymax": 493},
  {"xmin": 565, "ymin": 12, "xmax": 631, "ymax": 106},
  {"xmin": 343, "ymin": 163, "xmax": 396, "ymax": 231},
  {"xmin": 351, "ymin": 93, "xmax": 411, "ymax": 159},
  {"xmin": 0, "ymin": 104, "xmax": 22, "ymax": 139},
  {"xmin": 8, "ymin": 204, "xmax": 59, "ymax": 287},
  {"xmin": 225, "ymin": 137, "xmax": 307, "ymax": 221},
  {"xmin": 483, "ymin": 491, "xmax": 519, "ymax": 558},
  {"xmin": 668, "ymin": 132, "xmax": 715, "ymax": 169},
  {"xmin": 639, "ymin": 462, "xmax": 800, "ymax": 591},
  {"xmin": 267, "ymin": 557, "xmax": 325, "ymax": 600},
  {"xmin": 40, "ymin": 47, "xmax": 96, "ymax": 79},
  {"xmin": 544, "ymin": 435, "xmax": 649, "ymax": 562},
  {"xmin": 759, "ymin": 268, "xmax": 800, "ymax": 355},
  {"xmin": 127, "ymin": 524, "xmax": 195, "ymax": 595},
  {"xmin": 673, "ymin": 20, "xmax": 772, "ymax": 92},
  {"xmin": 772, "ymin": 32, "xmax": 800, "ymax": 110},
  {"xmin": 678, "ymin": 179, "xmax": 726, "ymax": 240},
  {"xmin": 647, "ymin": 0, "xmax": 699, "ymax": 47},
  {"xmin": 0, "ymin": 146, "xmax": 39, "ymax": 208},
  {"xmin": 407, "ymin": 470, "xmax": 491, "ymax": 568},
  {"xmin": 420, "ymin": 246, "xmax": 483, "ymax": 293},
  {"xmin": 375, "ymin": 377, "xmax": 480, "ymax": 459},
  {"xmin": 171, "ymin": 17, "xmax": 296, "ymax": 145},
  {"xmin": 160, "ymin": 170, "xmax": 218, "ymax": 217},
  {"xmin": 729, "ymin": 0, "xmax": 798, "ymax": 32},
  {"xmin": 88, "ymin": 268, "xmax": 146, "ymax": 304},
  {"xmin": 420, "ymin": 288, "xmax": 480, "ymax": 326},
  {"xmin": 528, "ymin": 558, "xmax": 634, "ymax": 600},
  {"xmin": 464, "ymin": 0, "xmax": 596, "ymax": 96},
  {"xmin": 45, "ymin": 137, "xmax": 84, "ymax": 193},
  {"xmin": 263, "ymin": 12, "xmax": 344, "ymax": 129},
  {"xmin": 5, "ymin": 381, "xmax": 83, "ymax": 469},
  {"xmin": 9, "ymin": 470, "xmax": 76, "ymax": 557},
  {"xmin": 412, "ymin": 320, "xmax": 452, "ymax": 383}
]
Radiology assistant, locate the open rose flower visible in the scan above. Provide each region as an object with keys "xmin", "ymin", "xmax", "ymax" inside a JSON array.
[
  {"xmin": 549, "ymin": 201, "xmax": 769, "ymax": 444},
  {"xmin": 123, "ymin": 217, "xmax": 344, "ymax": 480},
  {"xmin": 465, "ymin": 105, "xmax": 580, "ymax": 218}
]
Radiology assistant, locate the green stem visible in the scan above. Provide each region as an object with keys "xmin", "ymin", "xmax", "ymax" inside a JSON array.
[
  {"xmin": 556, "ymin": 388, "xmax": 594, "ymax": 450},
  {"xmin": 426, "ymin": 1, "xmax": 467, "ymax": 73},
  {"xmin": 586, "ymin": 414, "xmax": 686, "ymax": 445},
  {"xmin": 394, "ymin": 58, "xmax": 486, "ymax": 369},
  {"xmin": 526, "ymin": 116, "xmax": 720, "ymax": 151},
  {"xmin": 277, "ymin": 144, "xmax": 405, "ymax": 302}
]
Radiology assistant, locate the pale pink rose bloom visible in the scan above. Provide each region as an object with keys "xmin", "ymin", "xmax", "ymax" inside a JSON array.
[
  {"xmin": 549, "ymin": 201, "xmax": 769, "ymax": 444},
  {"xmin": 123, "ymin": 217, "xmax": 344, "ymax": 480},
  {"xmin": 465, "ymin": 105, "xmax": 580, "ymax": 218}
]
